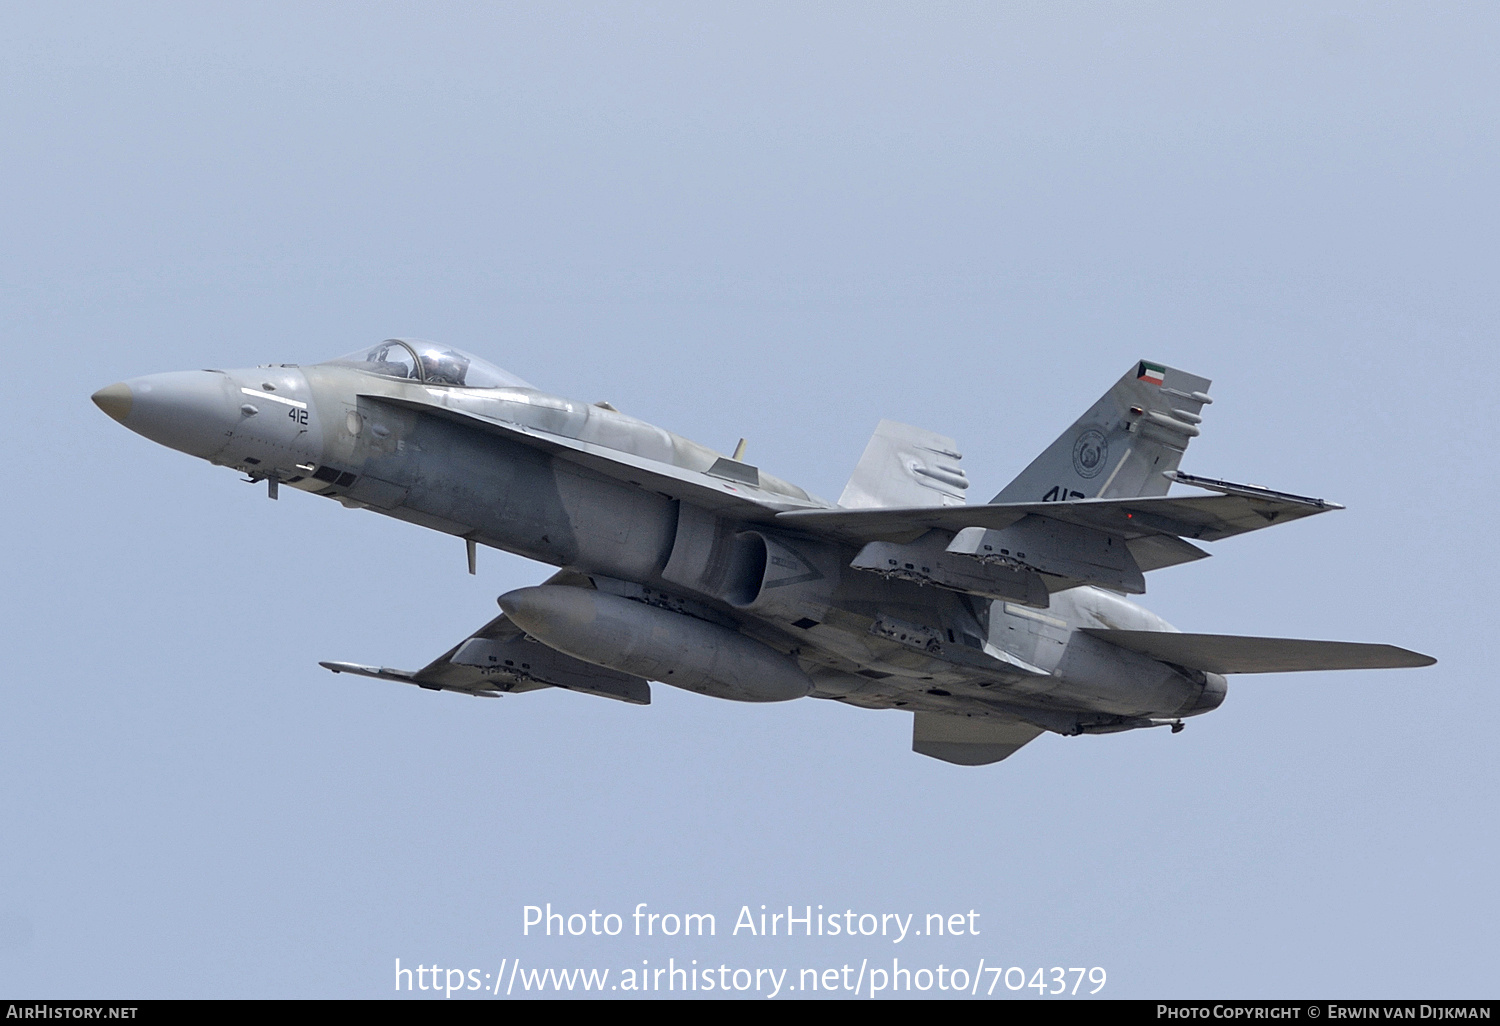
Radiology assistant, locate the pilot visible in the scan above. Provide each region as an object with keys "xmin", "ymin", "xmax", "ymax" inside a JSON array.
[{"xmin": 419, "ymin": 348, "xmax": 470, "ymax": 386}]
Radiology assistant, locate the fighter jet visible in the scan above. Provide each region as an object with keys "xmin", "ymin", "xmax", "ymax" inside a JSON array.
[{"xmin": 92, "ymin": 342, "xmax": 1434, "ymax": 765}]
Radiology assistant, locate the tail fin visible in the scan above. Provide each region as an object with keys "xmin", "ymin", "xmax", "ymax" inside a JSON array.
[
  {"xmin": 993, "ymin": 361, "xmax": 1212, "ymax": 503},
  {"xmin": 839, "ymin": 419, "xmax": 969, "ymax": 509}
]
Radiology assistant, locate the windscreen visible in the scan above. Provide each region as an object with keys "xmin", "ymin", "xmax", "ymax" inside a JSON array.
[{"xmin": 324, "ymin": 339, "xmax": 532, "ymax": 389}]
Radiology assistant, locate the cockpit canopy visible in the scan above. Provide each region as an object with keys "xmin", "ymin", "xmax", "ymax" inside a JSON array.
[{"xmin": 325, "ymin": 339, "xmax": 532, "ymax": 389}]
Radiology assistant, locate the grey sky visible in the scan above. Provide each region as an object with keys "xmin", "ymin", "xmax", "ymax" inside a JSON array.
[{"xmin": 2, "ymin": 2, "xmax": 1495, "ymax": 997}]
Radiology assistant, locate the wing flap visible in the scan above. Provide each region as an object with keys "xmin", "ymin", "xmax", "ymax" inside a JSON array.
[
  {"xmin": 1125, "ymin": 534, "xmax": 1210, "ymax": 572},
  {"xmin": 911, "ymin": 712, "xmax": 1045, "ymax": 765},
  {"xmin": 1079, "ymin": 630, "xmax": 1436, "ymax": 674}
]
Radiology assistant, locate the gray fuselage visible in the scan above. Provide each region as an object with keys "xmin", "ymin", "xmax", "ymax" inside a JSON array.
[{"xmin": 93, "ymin": 357, "xmax": 1226, "ymax": 734}]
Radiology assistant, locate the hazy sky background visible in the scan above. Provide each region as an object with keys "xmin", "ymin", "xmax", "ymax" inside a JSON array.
[{"xmin": 3, "ymin": 2, "xmax": 1495, "ymax": 998}]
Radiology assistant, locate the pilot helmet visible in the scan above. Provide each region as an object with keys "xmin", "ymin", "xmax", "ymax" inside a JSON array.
[{"xmin": 419, "ymin": 348, "xmax": 470, "ymax": 386}]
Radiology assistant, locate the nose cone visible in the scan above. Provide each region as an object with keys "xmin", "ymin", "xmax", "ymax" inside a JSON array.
[
  {"xmin": 92, "ymin": 371, "xmax": 238, "ymax": 460},
  {"xmin": 91, "ymin": 383, "xmax": 132, "ymax": 423}
]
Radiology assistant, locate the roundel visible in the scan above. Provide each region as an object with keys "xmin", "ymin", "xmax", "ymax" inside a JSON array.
[{"xmin": 1072, "ymin": 429, "xmax": 1108, "ymax": 479}]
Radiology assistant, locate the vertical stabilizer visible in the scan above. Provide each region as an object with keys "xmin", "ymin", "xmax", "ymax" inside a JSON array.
[
  {"xmin": 839, "ymin": 420, "xmax": 969, "ymax": 509},
  {"xmin": 912, "ymin": 712, "xmax": 1044, "ymax": 765},
  {"xmin": 992, "ymin": 361, "xmax": 1212, "ymax": 503}
]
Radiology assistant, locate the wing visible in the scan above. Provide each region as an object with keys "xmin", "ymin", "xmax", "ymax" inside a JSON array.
[
  {"xmin": 911, "ymin": 711, "xmax": 1045, "ymax": 765},
  {"xmin": 778, "ymin": 476, "xmax": 1338, "ymax": 603},
  {"xmin": 320, "ymin": 570, "xmax": 651, "ymax": 704},
  {"xmin": 1079, "ymin": 630, "xmax": 1436, "ymax": 674},
  {"xmin": 778, "ymin": 483, "xmax": 1340, "ymax": 545}
]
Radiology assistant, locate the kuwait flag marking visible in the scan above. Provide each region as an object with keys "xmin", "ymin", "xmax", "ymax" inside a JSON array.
[{"xmin": 1137, "ymin": 361, "xmax": 1166, "ymax": 386}]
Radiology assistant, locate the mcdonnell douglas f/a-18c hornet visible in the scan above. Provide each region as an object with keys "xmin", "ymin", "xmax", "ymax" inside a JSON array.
[{"xmin": 93, "ymin": 343, "xmax": 1433, "ymax": 765}]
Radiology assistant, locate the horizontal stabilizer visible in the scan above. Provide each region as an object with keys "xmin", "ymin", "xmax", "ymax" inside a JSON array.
[
  {"xmin": 1079, "ymin": 630, "xmax": 1436, "ymax": 674},
  {"xmin": 912, "ymin": 712, "xmax": 1044, "ymax": 765}
]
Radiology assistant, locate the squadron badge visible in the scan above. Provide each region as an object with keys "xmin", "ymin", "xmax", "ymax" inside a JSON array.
[{"xmin": 1072, "ymin": 429, "xmax": 1108, "ymax": 478}]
